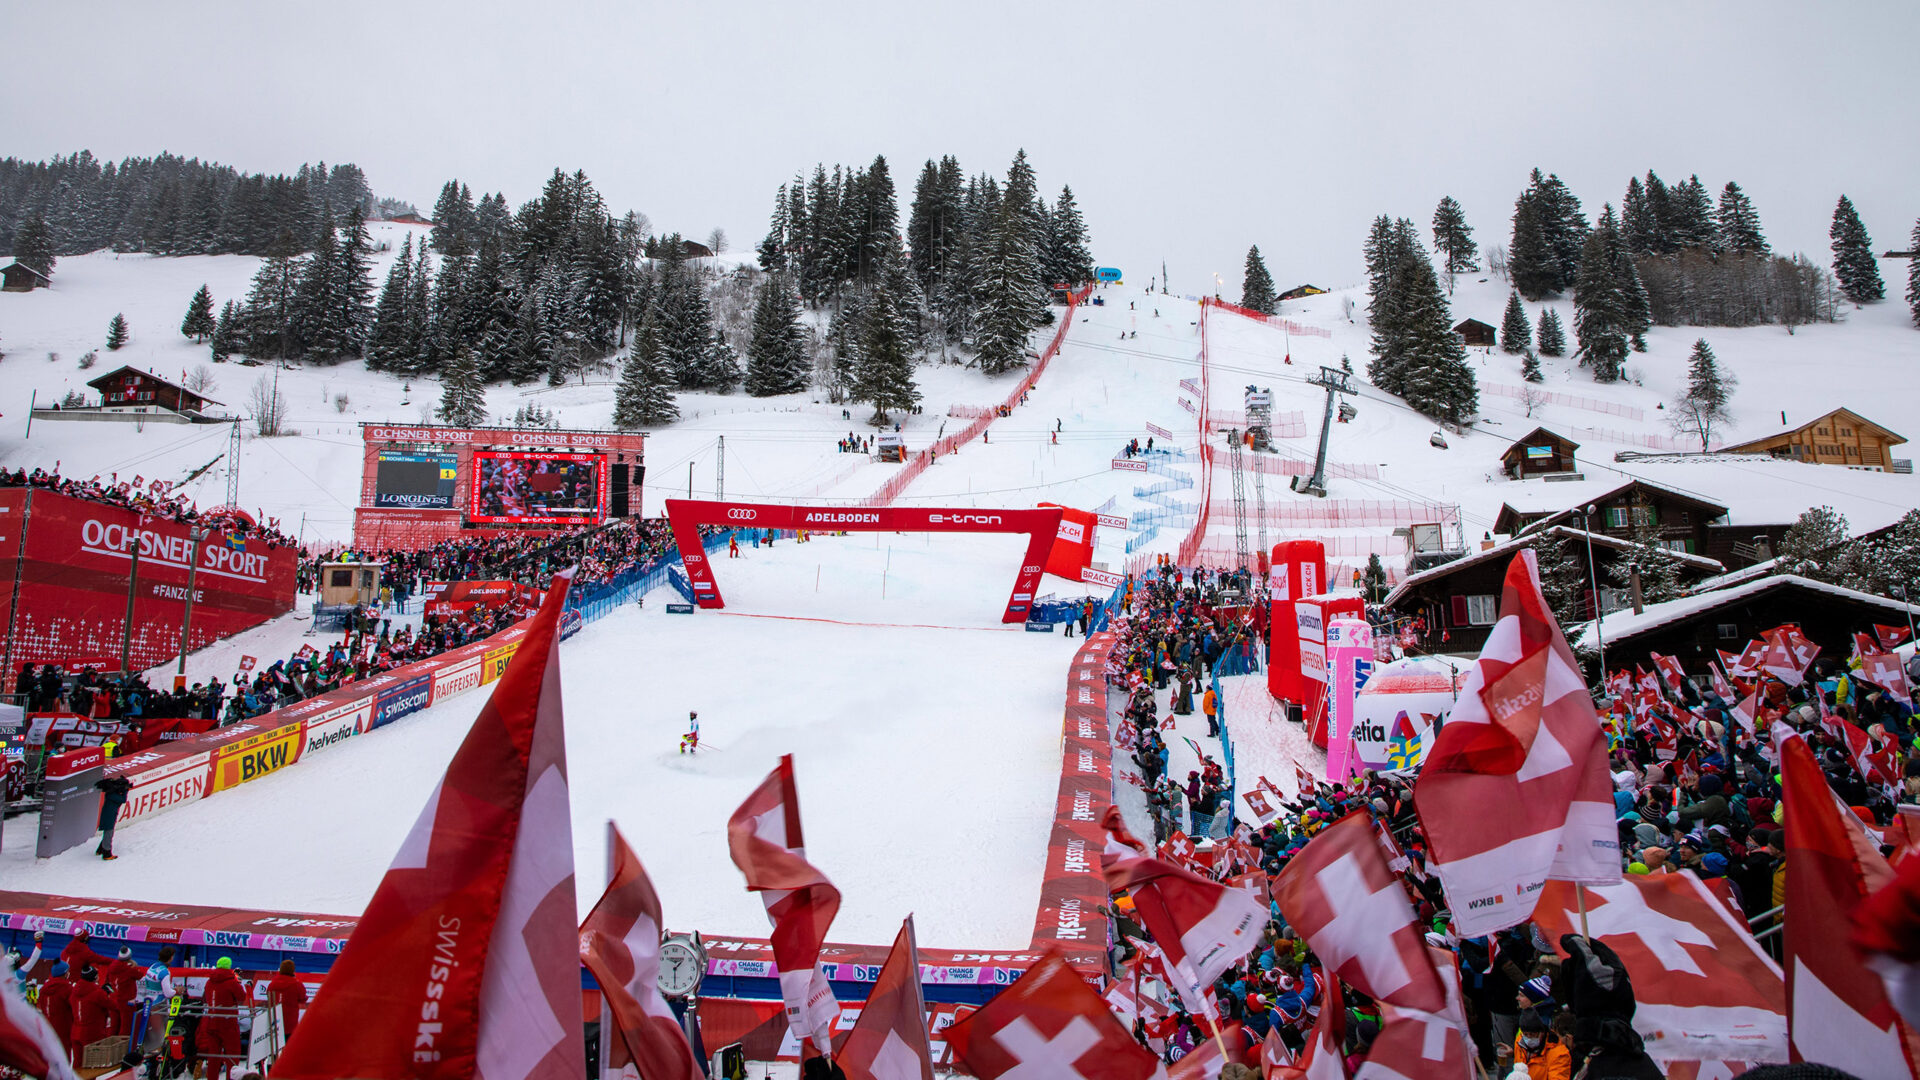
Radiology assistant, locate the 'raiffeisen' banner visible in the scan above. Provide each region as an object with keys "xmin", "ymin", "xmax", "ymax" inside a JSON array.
[
  {"xmin": 210, "ymin": 720, "xmax": 306, "ymax": 793},
  {"xmin": 0, "ymin": 489, "xmax": 296, "ymax": 674}
]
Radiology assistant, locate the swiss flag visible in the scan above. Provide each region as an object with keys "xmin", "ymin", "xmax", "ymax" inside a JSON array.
[
  {"xmin": 1352, "ymin": 948, "xmax": 1472, "ymax": 1079},
  {"xmin": 577, "ymin": 822, "xmax": 702, "ymax": 1080},
  {"xmin": 1759, "ymin": 624, "xmax": 1819, "ymax": 685},
  {"xmin": 1854, "ymin": 851, "xmax": 1920, "ymax": 1031},
  {"xmin": 1652, "ymin": 652, "xmax": 1688, "ymax": 695},
  {"xmin": 273, "ymin": 575, "xmax": 584, "ymax": 1080},
  {"xmin": 1531, "ymin": 874, "xmax": 1787, "ymax": 1064},
  {"xmin": 1412, "ymin": 551, "xmax": 1619, "ymax": 937},
  {"xmin": 1856, "ymin": 648, "xmax": 1915, "ymax": 707},
  {"xmin": 1780, "ymin": 735, "xmax": 1920, "ymax": 1074},
  {"xmin": 838, "ymin": 917, "xmax": 935, "ymax": 1080},
  {"xmin": 1294, "ymin": 762, "xmax": 1319, "ymax": 800},
  {"xmin": 1243, "ymin": 788, "xmax": 1277, "ymax": 819},
  {"xmin": 0, "ymin": 956, "xmax": 77, "ymax": 1080},
  {"xmin": 1270, "ymin": 973, "xmax": 1348, "ymax": 1080},
  {"xmin": 1269, "ymin": 812, "xmax": 1446, "ymax": 1014},
  {"xmin": 1879, "ymin": 624, "xmax": 1915, "ymax": 650},
  {"xmin": 944, "ymin": 952, "xmax": 1163, "ymax": 1080},
  {"xmin": 728, "ymin": 755, "xmax": 842, "ymax": 1051},
  {"xmin": 1103, "ymin": 807, "xmax": 1269, "ymax": 1016}
]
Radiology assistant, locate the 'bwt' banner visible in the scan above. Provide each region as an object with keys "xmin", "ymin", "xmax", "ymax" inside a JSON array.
[{"xmin": 0, "ymin": 489, "xmax": 296, "ymax": 674}]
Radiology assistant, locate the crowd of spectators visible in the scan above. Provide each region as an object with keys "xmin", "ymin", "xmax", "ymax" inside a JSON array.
[{"xmin": 0, "ymin": 466, "xmax": 300, "ymax": 549}]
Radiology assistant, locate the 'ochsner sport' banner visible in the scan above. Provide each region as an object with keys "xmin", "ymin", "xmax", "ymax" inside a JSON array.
[{"xmin": 1, "ymin": 489, "xmax": 296, "ymax": 673}]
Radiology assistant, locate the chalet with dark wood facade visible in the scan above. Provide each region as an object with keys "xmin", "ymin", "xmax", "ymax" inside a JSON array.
[
  {"xmin": 1454, "ymin": 318, "xmax": 1497, "ymax": 348},
  {"xmin": 1383, "ymin": 525, "xmax": 1724, "ymax": 654},
  {"xmin": 1501, "ymin": 427, "xmax": 1580, "ymax": 479},
  {"xmin": 1, "ymin": 261, "xmax": 51, "ymax": 291},
  {"xmin": 87, "ymin": 367, "xmax": 221, "ymax": 413},
  {"xmin": 1493, "ymin": 477, "xmax": 1730, "ymax": 559}
]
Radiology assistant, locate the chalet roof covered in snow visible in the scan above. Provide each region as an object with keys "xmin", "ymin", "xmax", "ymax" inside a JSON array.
[
  {"xmin": 1568, "ymin": 573, "xmax": 1920, "ymax": 651},
  {"xmin": 1383, "ymin": 524, "xmax": 1724, "ymax": 608}
]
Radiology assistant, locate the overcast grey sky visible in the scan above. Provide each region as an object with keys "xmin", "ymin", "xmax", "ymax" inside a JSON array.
[{"xmin": 8, "ymin": 1, "xmax": 1918, "ymax": 295}]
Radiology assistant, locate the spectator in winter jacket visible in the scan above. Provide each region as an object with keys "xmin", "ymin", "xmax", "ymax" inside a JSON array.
[
  {"xmin": 69, "ymin": 965, "xmax": 114, "ymax": 1066},
  {"xmin": 94, "ymin": 774, "xmax": 133, "ymax": 858},
  {"xmin": 59, "ymin": 929, "xmax": 111, "ymax": 974},
  {"xmin": 266, "ymin": 959, "xmax": 307, "ymax": 1043},
  {"xmin": 103, "ymin": 946, "xmax": 140, "ymax": 1035},
  {"xmin": 39, "ymin": 963, "xmax": 73, "ymax": 1054},
  {"xmin": 199, "ymin": 957, "xmax": 247, "ymax": 1080},
  {"xmin": 1512, "ymin": 1009, "xmax": 1571, "ymax": 1080}
]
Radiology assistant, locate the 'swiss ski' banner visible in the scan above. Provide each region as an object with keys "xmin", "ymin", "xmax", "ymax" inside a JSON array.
[{"xmin": 0, "ymin": 490, "xmax": 296, "ymax": 672}]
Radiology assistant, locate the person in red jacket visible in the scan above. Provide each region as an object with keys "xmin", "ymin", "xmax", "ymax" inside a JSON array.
[
  {"xmin": 69, "ymin": 964, "xmax": 114, "ymax": 1067},
  {"xmin": 37, "ymin": 962, "xmax": 73, "ymax": 1057},
  {"xmin": 59, "ymin": 928, "xmax": 110, "ymax": 975},
  {"xmin": 103, "ymin": 945, "xmax": 140, "ymax": 1036},
  {"xmin": 265, "ymin": 959, "xmax": 307, "ymax": 1045},
  {"xmin": 199, "ymin": 956, "xmax": 247, "ymax": 1080}
]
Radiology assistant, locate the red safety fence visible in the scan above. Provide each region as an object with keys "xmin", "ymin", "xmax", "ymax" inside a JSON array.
[
  {"xmin": 1564, "ymin": 424, "xmax": 1719, "ymax": 452},
  {"xmin": 863, "ymin": 286, "xmax": 1092, "ymax": 507},
  {"xmin": 1207, "ymin": 298, "xmax": 1335, "ymax": 338},
  {"xmin": 1028, "ymin": 630, "xmax": 1118, "ymax": 974},
  {"xmin": 1481, "ymin": 382, "xmax": 1646, "ymax": 421}
]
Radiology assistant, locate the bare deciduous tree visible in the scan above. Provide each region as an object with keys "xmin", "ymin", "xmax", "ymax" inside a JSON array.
[
  {"xmin": 706, "ymin": 227, "xmax": 728, "ymax": 255},
  {"xmin": 249, "ymin": 374, "xmax": 289, "ymax": 436},
  {"xmin": 184, "ymin": 365, "xmax": 218, "ymax": 394}
]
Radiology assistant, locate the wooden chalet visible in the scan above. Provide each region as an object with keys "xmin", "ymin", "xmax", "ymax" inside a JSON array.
[
  {"xmin": 1454, "ymin": 318, "xmax": 1497, "ymax": 348},
  {"xmin": 1279, "ymin": 284, "xmax": 1327, "ymax": 300},
  {"xmin": 1492, "ymin": 477, "xmax": 1730, "ymax": 559},
  {"xmin": 1721, "ymin": 408, "xmax": 1907, "ymax": 470},
  {"xmin": 1501, "ymin": 427, "xmax": 1580, "ymax": 479},
  {"xmin": 1, "ymin": 261, "xmax": 51, "ymax": 291},
  {"xmin": 1383, "ymin": 525, "xmax": 1724, "ymax": 654},
  {"xmin": 31, "ymin": 366, "xmax": 227, "ymax": 427},
  {"xmin": 1571, "ymin": 575, "xmax": 1920, "ymax": 677}
]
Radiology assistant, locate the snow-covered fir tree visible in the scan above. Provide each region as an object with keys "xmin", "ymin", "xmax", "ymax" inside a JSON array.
[
  {"xmin": 852, "ymin": 267, "xmax": 921, "ymax": 423},
  {"xmin": 1715, "ymin": 182, "xmax": 1768, "ymax": 257},
  {"xmin": 211, "ymin": 300, "xmax": 239, "ymax": 361},
  {"xmin": 1508, "ymin": 170, "xmax": 1585, "ymax": 300},
  {"xmin": 1520, "ymin": 349, "xmax": 1544, "ymax": 383},
  {"xmin": 10, "ymin": 212, "xmax": 56, "ymax": 277},
  {"xmin": 1536, "ymin": 308, "xmax": 1567, "ymax": 356},
  {"xmin": 105, "ymin": 313, "xmax": 129, "ymax": 350},
  {"xmin": 365, "ymin": 234, "xmax": 415, "ymax": 371},
  {"xmin": 1837, "ymin": 509, "xmax": 1920, "ymax": 600},
  {"xmin": 1573, "ymin": 206, "xmax": 1631, "ymax": 382},
  {"xmin": 1367, "ymin": 222, "xmax": 1476, "ymax": 424},
  {"xmin": 1777, "ymin": 506, "xmax": 1851, "ymax": 581},
  {"xmin": 437, "ymin": 346, "xmax": 488, "ymax": 426},
  {"xmin": 972, "ymin": 150, "xmax": 1049, "ymax": 376},
  {"xmin": 1830, "ymin": 195, "xmax": 1885, "ymax": 303},
  {"xmin": 1430, "ymin": 195, "xmax": 1477, "ymax": 290},
  {"xmin": 1673, "ymin": 338, "xmax": 1735, "ymax": 452},
  {"xmin": 1241, "ymin": 245, "xmax": 1276, "ymax": 314},
  {"xmin": 612, "ymin": 311, "xmax": 678, "ymax": 427},
  {"xmin": 745, "ymin": 276, "xmax": 810, "ymax": 396},
  {"xmin": 1049, "ymin": 185, "xmax": 1094, "ymax": 285},
  {"xmin": 181, "ymin": 284, "xmax": 216, "ymax": 342},
  {"xmin": 1499, "ymin": 290, "xmax": 1531, "ymax": 354},
  {"xmin": 1531, "ymin": 534, "xmax": 1592, "ymax": 629},
  {"xmin": 1607, "ymin": 518, "xmax": 1682, "ymax": 605},
  {"xmin": 1666, "ymin": 176, "xmax": 1715, "ymax": 252},
  {"xmin": 1909, "ymin": 218, "xmax": 1920, "ymax": 329}
]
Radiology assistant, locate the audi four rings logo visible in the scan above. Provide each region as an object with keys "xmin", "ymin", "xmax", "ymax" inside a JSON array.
[{"xmin": 727, "ymin": 508, "xmax": 758, "ymax": 520}]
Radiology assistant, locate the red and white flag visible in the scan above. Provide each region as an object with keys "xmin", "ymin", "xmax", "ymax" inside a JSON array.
[
  {"xmin": 1270, "ymin": 973, "xmax": 1347, "ymax": 1080},
  {"xmin": 1351, "ymin": 944, "xmax": 1471, "ymax": 1080},
  {"xmin": 1879, "ymin": 624, "xmax": 1916, "ymax": 650},
  {"xmin": 728, "ymin": 755, "xmax": 841, "ymax": 1051},
  {"xmin": 1531, "ymin": 874, "xmax": 1787, "ymax": 1064},
  {"xmin": 275, "ymin": 575, "xmax": 584, "ymax": 1080},
  {"xmin": 1243, "ymin": 788, "xmax": 1277, "ymax": 819},
  {"xmin": 839, "ymin": 917, "xmax": 935, "ymax": 1080},
  {"xmin": 1854, "ymin": 849, "xmax": 1920, "ymax": 1032},
  {"xmin": 1411, "ymin": 551, "xmax": 1619, "ymax": 937},
  {"xmin": 1835, "ymin": 716, "xmax": 1901, "ymax": 788},
  {"xmin": 1294, "ymin": 762, "xmax": 1319, "ymax": 799},
  {"xmin": 1780, "ymin": 735, "xmax": 1920, "ymax": 1075},
  {"xmin": 1708, "ymin": 661, "xmax": 1735, "ymax": 703},
  {"xmin": 1258, "ymin": 774, "xmax": 1284, "ymax": 799},
  {"xmin": 0, "ymin": 955, "xmax": 78, "ymax": 1080},
  {"xmin": 1759, "ymin": 625, "xmax": 1819, "ymax": 686},
  {"xmin": 1270, "ymin": 812, "xmax": 1446, "ymax": 1014},
  {"xmin": 578, "ymin": 822, "xmax": 702, "ymax": 1080},
  {"xmin": 1856, "ymin": 649, "xmax": 1915, "ymax": 707},
  {"xmin": 1652, "ymin": 652, "xmax": 1688, "ymax": 695},
  {"xmin": 944, "ymin": 952, "xmax": 1164, "ymax": 1080},
  {"xmin": 1103, "ymin": 807, "xmax": 1268, "ymax": 1016}
]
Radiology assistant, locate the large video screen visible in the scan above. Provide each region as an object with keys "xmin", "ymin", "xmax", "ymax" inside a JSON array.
[
  {"xmin": 374, "ymin": 451, "xmax": 458, "ymax": 509},
  {"xmin": 468, "ymin": 451, "xmax": 605, "ymax": 525}
]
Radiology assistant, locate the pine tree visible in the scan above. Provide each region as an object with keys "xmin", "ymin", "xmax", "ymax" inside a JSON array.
[
  {"xmin": 1536, "ymin": 308, "xmax": 1566, "ymax": 356},
  {"xmin": 1619, "ymin": 252, "xmax": 1651, "ymax": 352},
  {"xmin": 1531, "ymin": 534, "xmax": 1592, "ymax": 628},
  {"xmin": 211, "ymin": 299, "xmax": 238, "ymax": 361},
  {"xmin": 1714, "ymin": 181, "xmax": 1769, "ymax": 257},
  {"xmin": 1241, "ymin": 245, "xmax": 1277, "ymax": 314},
  {"xmin": 181, "ymin": 284, "xmax": 216, "ymax": 342},
  {"xmin": 612, "ymin": 311, "xmax": 678, "ymax": 427},
  {"xmin": 1607, "ymin": 517, "xmax": 1682, "ymax": 605},
  {"xmin": 1837, "ymin": 509, "xmax": 1920, "ymax": 600},
  {"xmin": 1362, "ymin": 554, "xmax": 1388, "ymax": 603},
  {"xmin": 335, "ymin": 204, "xmax": 375, "ymax": 356},
  {"xmin": 1366, "ymin": 218, "xmax": 1426, "ymax": 394},
  {"xmin": 852, "ymin": 270, "xmax": 921, "ymax": 423},
  {"xmin": 1830, "ymin": 195, "xmax": 1885, "ymax": 303},
  {"xmin": 1499, "ymin": 290, "xmax": 1531, "ymax": 354},
  {"xmin": 1908, "ymin": 219, "xmax": 1920, "ymax": 329},
  {"xmin": 973, "ymin": 150, "xmax": 1048, "ymax": 376},
  {"xmin": 365, "ymin": 234, "xmax": 414, "ymax": 371},
  {"xmin": 745, "ymin": 275, "xmax": 810, "ymax": 396},
  {"xmin": 294, "ymin": 208, "xmax": 346, "ymax": 362},
  {"xmin": 105, "ymin": 313, "xmax": 129, "ymax": 351},
  {"xmin": 1430, "ymin": 195, "xmax": 1478, "ymax": 288},
  {"xmin": 1640, "ymin": 171, "xmax": 1674, "ymax": 255},
  {"xmin": 1673, "ymin": 338, "xmax": 1736, "ymax": 452},
  {"xmin": 1521, "ymin": 349, "xmax": 1544, "ymax": 383},
  {"xmin": 1379, "ymin": 242, "xmax": 1477, "ymax": 424},
  {"xmin": 1539, "ymin": 173, "xmax": 1588, "ymax": 293},
  {"xmin": 429, "ymin": 181, "xmax": 476, "ymax": 255},
  {"xmin": 758, "ymin": 182, "xmax": 790, "ymax": 273},
  {"xmin": 1621, "ymin": 176, "xmax": 1654, "ymax": 257},
  {"xmin": 436, "ymin": 346, "xmax": 488, "ymax": 426},
  {"xmin": 1508, "ymin": 178, "xmax": 1551, "ymax": 300},
  {"xmin": 1776, "ymin": 506, "xmax": 1850, "ymax": 581},
  {"xmin": 12, "ymin": 212, "xmax": 55, "ymax": 278},
  {"xmin": 1050, "ymin": 185, "xmax": 1094, "ymax": 285},
  {"xmin": 1573, "ymin": 206, "xmax": 1630, "ymax": 382},
  {"xmin": 1667, "ymin": 176, "xmax": 1715, "ymax": 251}
]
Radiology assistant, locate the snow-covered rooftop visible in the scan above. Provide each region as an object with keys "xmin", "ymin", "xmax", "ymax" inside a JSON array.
[
  {"xmin": 1383, "ymin": 524, "xmax": 1723, "ymax": 608},
  {"xmin": 1568, "ymin": 574, "xmax": 1920, "ymax": 650}
]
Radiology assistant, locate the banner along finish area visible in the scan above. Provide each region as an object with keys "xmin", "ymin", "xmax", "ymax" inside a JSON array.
[{"xmin": 664, "ymin": 500, "xmax": 1063, "ymax": 624}]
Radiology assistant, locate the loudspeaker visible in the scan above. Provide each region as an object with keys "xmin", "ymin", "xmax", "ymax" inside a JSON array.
[{"xmin": 609, "ymin": 463, "xmax": 629, "ymax": 518}]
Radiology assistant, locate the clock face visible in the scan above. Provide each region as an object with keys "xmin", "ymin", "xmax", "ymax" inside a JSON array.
[{"xmin": 658, "ymin": 942, "xmax": 703, "ymax": 997}]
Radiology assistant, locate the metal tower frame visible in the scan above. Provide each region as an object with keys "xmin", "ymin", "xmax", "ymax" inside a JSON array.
[
  {"xmin": 1291, "ymin": 366, "xmax": 1356, "ymax": 499},
  {"xmin": 1228, "ymin": 428, "xmax": 1251, "ymax": 572}
]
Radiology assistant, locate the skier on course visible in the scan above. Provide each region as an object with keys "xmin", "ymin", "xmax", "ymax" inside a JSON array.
[{"xmin": 680, "ymin": 711, "xmax": 700, "ymax": 754}]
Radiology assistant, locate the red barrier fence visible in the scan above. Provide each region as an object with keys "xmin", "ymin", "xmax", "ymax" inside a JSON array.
[
  {"xmin": 0, "ymin": 489, "xmax": 297, "ymax": 676},
  {"xmin": 1028, "ymin": 630, "xmax": 1116, "ymax": 975},
  {"xmin": 1481, "ymin": 382, "xmax": 1645, "ymax": 422},
  {"xmin": 863, "ymin": 287, "xmax": 1091, "ymax": 507},
  {"xmin": 1207, "ymin": 298, "xmax": 1334, "ymax": 338}
]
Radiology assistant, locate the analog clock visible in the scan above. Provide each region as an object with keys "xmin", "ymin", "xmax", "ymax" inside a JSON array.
[{"xmin": 658, "ymin": 934, "xmax": 706, "ymax": 999}]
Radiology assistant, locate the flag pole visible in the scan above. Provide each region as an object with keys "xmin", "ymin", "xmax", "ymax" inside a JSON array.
[
  {"xmin": 601, "ymin": 819, "xmax": 614, "ymax": 1079},
  {"xmin": 1575, "ymin": 883, "xmax": 1590, "ymax": 937}
]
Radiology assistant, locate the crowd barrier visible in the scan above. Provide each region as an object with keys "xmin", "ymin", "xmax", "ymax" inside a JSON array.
[
  {"xmin": 861, "ymin": 287, "xmax": 1092, "ymax": 508},
  {"xmin": 1565, "ymin": 424, "xmax": 1718, "ymax": 453},
  {"xmin": 1206, "ymin": 298, "xmax": 1335, "ymax": 338},
  {"xmin": 1209, "ymin": 640, "xmax": 1264, "ymax": 828},
  {"xmin": 1028, "ymin": 630, "xmax": 1118, "ymax": 977},
  {"xmin": 1481, "ymin": 382, "xmax": 1646, "ymax": 421}
]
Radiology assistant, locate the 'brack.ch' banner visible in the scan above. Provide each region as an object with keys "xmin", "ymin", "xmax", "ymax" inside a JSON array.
[{"xmin": 1031, "ymin": 631, "xmax": 1117, "ymax": 974}]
